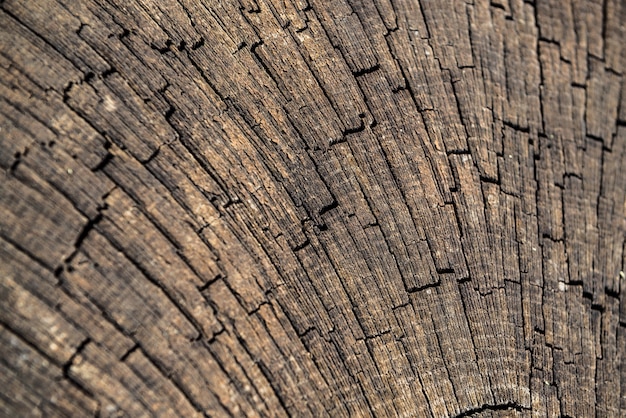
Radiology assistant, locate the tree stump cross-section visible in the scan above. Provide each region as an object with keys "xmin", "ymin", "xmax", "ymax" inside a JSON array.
[{"xmin": 1, "ymin": 0, "xmax": 625, "ymax": 416}]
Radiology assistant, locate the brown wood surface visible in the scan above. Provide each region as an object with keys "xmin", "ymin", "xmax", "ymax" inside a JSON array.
[{"xmin": 1, "ymin": 0, "xmax": 625, "ymax": 416}]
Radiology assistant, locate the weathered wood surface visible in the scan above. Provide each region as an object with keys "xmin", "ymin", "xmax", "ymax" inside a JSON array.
[{"xmin": 1, "ymin": 0, "xmax": 625, "ymax": 416}]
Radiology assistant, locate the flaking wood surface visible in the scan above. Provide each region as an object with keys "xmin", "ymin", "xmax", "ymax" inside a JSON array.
[{"xmin": 1, "ymin": 0, "xmax": 625, "ymax": 416}]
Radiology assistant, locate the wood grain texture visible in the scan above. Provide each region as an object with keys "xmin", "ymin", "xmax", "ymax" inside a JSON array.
[{"xmin": 1, "ymin": 0, "xmax": 625, "ymax": 416}]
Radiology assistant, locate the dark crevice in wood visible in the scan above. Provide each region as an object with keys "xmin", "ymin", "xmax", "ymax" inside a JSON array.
[
  {"xmin": 542, "ymin": 233, "xmax": 564, "ymax": 243},
  {"xmin": 62, "ymin": 337, "xmax": 92, "ymax": 382},
  {"xmin": 247, "ymin": 301, "xmax": 270, "ymax": 316},
  {"xmin": 585, "ymin": 134, "xmax": 606, "ymax": 147},
  {"xmin": 317, "ymin": 199, "xmax": 338, "ymax": 216},
  {"xmin": 479, "ymin": 175, "xmax": 500, "ymax": 185},
  {"xmin": 101, "ymin": 67, "xmax": 117, "ymax": 78},
  {"xmin": 448, "ymin": 72, "xmax": 471, "ymax": 140},
  {"xmin": 73, "ymin": 211, "xmax": 104, "ymax": 252},
  {"xmin": 406, "ymin": 280, "xmax": 442, "ymax": 294},
  {"xmin": 362, "ymin": 329, "xmax": 392, "ymax": 344},
  {"xmin": 352, "ymin": 63, "xmax": 381, "ymax": 77},
  {"xmin": 604, "ymin": 286, "xmax": 619, "ymax": 299},
  {"xmin": 91, "ymin": 152, "xmax": 114, "ymax": 172},
  {"xmin": 502, "ymin": 119, "xmax": 531, "ymax": 133},
  {"xmin": 291, "ymin": 237, "xmax": 310, "ymax": 252},
  {"xmin": 342, "ymin": 119, "xmax": 366, "ymax": 136},
  {"xmin": 453, "ymin": 401, "xmax": 529, "ymax": 417},
  {"xmin": 119, "ymin": 343, "xmax": 139, "ymax": 362},
  {"xmin": 197, "ymin": 274, "xmax": 224, "ymax": 293},
  {"xmin": 8, "ymin": 150, "xmax": 24, "ymax": 174},
  {"xmin": 590, "ymin": 303, "xmax": 605, "ymax": 313},
  {"xmin": 446, "ymin": 149, "xmax": 471, "ymax": 156},
  {"xmin": 249, "ymin": 40, "xmax": 292, "ymax": 102}
]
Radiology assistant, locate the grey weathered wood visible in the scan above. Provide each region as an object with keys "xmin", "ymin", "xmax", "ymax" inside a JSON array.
[{"xmin": 1, "ymin": 0, "xmax": 625, "ymax": 416}]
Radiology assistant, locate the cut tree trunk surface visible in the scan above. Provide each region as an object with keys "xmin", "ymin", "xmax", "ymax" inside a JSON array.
[{"xmin": 1, "ymin": 0, "xmax": 625, "ymax": 416}]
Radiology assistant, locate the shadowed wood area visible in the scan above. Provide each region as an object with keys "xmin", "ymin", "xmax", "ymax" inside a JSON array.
[{"xmin": 1, "ymin": 0, "xmax": 625, "ymax": 416}]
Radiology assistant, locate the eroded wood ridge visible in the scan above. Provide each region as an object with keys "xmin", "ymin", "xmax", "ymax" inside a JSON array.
[{"xmin": 1, "ymin": 0, "xmax": 625, "ymax": 416}]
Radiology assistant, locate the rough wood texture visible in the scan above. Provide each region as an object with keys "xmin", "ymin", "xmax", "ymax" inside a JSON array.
[{"xmin": 1, "ymin": 0, "xmax": 625, "ymax": 416}]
